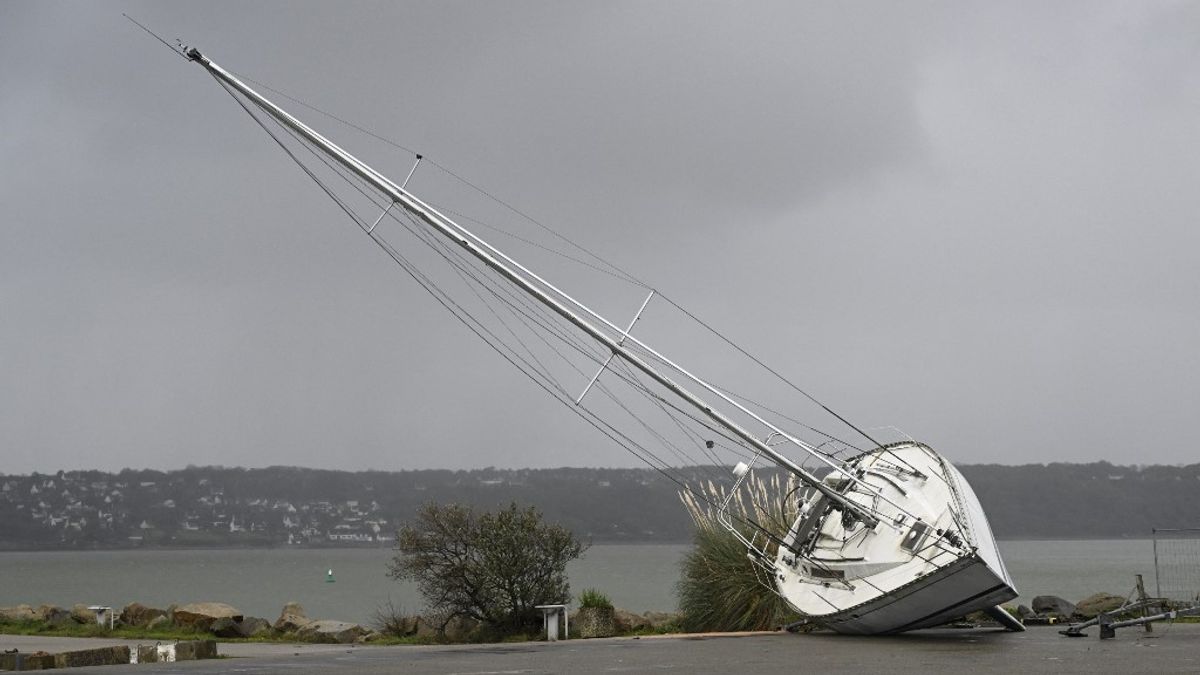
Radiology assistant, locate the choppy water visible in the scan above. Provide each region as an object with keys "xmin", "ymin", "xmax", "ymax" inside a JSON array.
[{"xmin": 0, "ymin": 540, "xmax": 1160, "ymax": 625}]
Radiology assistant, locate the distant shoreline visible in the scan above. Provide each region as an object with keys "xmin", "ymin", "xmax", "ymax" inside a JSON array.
[
  {"xmin": 0, "ymin": 540, "xmax": 697, "ymax": 554},
  {"xmin": 4, "ymin": 464, "xmax": 1194, "ymax": 549}
]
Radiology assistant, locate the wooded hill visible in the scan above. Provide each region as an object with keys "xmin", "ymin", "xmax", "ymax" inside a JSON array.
[{"xmin": 1, "ymin": 462, "xmax": 1196, "ymax": 549}]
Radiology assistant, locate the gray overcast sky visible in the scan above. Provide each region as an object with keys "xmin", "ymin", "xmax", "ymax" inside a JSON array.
[{"xmin": 2, "ymin": 1, "xmax": 1197, "ymax": 474}]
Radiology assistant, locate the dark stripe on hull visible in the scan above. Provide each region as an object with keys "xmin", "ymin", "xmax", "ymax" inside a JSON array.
[
  {"xmin": 886, "ymin": 581, "xmax": 1009, "ymax": 633},
  {"xmin": 813, "ymin": 554, "xmax": 1017, "ymax": 634}
]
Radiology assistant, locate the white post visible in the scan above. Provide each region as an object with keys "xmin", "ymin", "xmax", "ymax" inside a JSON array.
[
  {"xmin": 535, "ymin": 604, "xmax": 567, "ymax": 641},
  {"xmin": 88, "ymin": 605, "xmax": 114, "ymax": 630}
]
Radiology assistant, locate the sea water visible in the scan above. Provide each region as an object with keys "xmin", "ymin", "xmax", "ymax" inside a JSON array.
[{"xmin": 0, "ymin": 540, "xmax": 1158, "ymax": 625}]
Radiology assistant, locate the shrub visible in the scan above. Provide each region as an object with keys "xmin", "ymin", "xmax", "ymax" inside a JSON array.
[
  {"xmin": 388, "ymin": 502, "xmax": 588, "ymax": 634},
  {"xmin": 676, "ymin": 474, "xmax": 801, "ymax": 632},
  {"xmin": 578, "ymin": 589, "xmax": 613, "ymax": 610},
  {"xmin": 371, "ymin": 599, "xmax": 416, "ymax": 638}
]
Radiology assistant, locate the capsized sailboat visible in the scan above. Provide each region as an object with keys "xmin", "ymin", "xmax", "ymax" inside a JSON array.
[{"xmin": 177, "ymin": 46, "xmax": 1020, "ymax": 634}]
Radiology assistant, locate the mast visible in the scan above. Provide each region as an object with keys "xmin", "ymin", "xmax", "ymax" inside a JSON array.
[{"xmin": 185, "ymin": 48, "xmax": 880, "ymax": 528}]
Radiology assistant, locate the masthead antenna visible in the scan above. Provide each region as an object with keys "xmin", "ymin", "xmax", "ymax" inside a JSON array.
[{"xmin": 122, "ymin": 14, "xmax": 189, "ymax": 61}]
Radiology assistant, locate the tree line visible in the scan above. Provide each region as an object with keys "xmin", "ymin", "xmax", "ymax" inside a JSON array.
[{"xmin": 1, "ymin": 461, "xmax": 1197, "ymax": 549}]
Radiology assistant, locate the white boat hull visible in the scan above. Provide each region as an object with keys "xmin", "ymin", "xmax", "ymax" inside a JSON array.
[
  {"xmin": 814, "ymin": 553, "xmax": 1015, "ymax": 634},
  {"xmin": 772, "ymin": 442, "xmax": 1020, "ymax": 634}
]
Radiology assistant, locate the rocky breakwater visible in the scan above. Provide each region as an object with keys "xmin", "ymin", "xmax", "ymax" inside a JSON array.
[
  {"xmin": 0, "ymin": 604, "xmax": 72, "ymax": 626},
  {"xmin": 1014, "ymin": 592, "xmax": 1133, "ymax": 625},
  {"xmin": 273, "ymin": 601, "xmax": 372, "ymax": 643},
  {"xmin": 161, "ymin": 600, "xmax": 377, "ymax": 643},
  {"xmin": 0, "ymin": 600, "xmax": 378, "ymax": 645}
]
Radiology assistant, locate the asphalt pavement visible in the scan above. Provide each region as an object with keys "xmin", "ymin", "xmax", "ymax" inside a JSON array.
[{"xmin": 4, "ymin": 623, "xmax": 1199, "ymax": 674}]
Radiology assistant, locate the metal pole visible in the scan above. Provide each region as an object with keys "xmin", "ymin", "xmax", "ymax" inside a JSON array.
[
  {"xmin": 186, "ymin": 48, "xmax": 882, "ymax": 528},
  {"xmin": 367, "ymin": 202, "xmax": 395, "ymax": 234},
  {"xmin": 399, "ymin": 186, "xmax": 898, "ymax": 492},
  {"xmin": 1135, "ymin": 574, "xmax": 1152, "ymax": 633},
  {"xmin": 576, "ymin": 290, "xmax": 655, "ymax": 405},
  {"xmin": 198, "ymin": 43, "xmax": 917, "ymax": 512},
  {"xmin": 401, "ymin": 154, "xmax": 423, "ymax": 190},
  {"xmin": 1153, "ymin": 528, "xmax": 1162, "ymax": 598}
]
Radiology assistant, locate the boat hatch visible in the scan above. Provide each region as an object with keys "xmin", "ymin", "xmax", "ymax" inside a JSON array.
[
  {"xmin": 807, "ymin": 565, "xmax": 846, "ymax": 580},
  {"xmin": 900, "ymin": 521, "xmax": 930, "ymax": 553}
]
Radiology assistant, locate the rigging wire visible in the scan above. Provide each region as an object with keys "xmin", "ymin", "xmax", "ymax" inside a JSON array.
[
  {"xmin": 218, "ymin": 65, "xmax": 901, "ymax": 478},
  {"xmin": 215, "ymin": 71, "xmax": 942, "ymax": 540},
  {"xmin": 608, "ymin": 358, "xmax": 740, "ymax": 468},
  {"xmin": 123, "ymin": 14, "xmax": 188, "ymax": 61},
  {"xmin": 403, "ymin": 228, "xmax": 768, "ymax": 475},
  {"xmin": 204, "ymin": 77, "xmax": 796, "ymax": 540},
  {"xmin": 402, "ymin": 214, "xmax": 743, "ymax": 480},
  {"xmin": 203, "ymin": 69, "xmax": 977, "ymax": 564},
  {"xmin": 224, "ymin": 86, "xmax": 615, "ymax": 399},
  {"xmin": 225, "ymin": 71, "xmax": 646, "ymax": 288},
  {"xmin": 656, "ymin": 294, "xmax": 922, "ymax": 476},
  {"xmin": 183, "ymin": 50, "xmax": 931, "ymax": 506},
  {"xmin": 420, "ymin": 200, "xmax": 644, "ymax": 286},
  {"xmin": 216, "ymin": 77, "xmax": 733, "ymax": 482}
]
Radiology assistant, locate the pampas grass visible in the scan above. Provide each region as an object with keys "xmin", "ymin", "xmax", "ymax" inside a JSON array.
[{"xmin": 676, "ymin": 471, "xmax": 803, "ymax": 632}]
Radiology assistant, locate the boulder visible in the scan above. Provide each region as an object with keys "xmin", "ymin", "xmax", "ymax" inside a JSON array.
[
  {"xmin": 1031, "ymin": 595, "xmax": 1076, "ymax": 619},
  {"xmin": 0, "ymin": 604, "xmax": 38, "ymax": 622},
  {"xmin": 1016, "ymin": 604, "xmax": 1036, "ymax": 620},
  {"xmin": 357, "ymin": 630, "xmax": 386, "ymax": 643},
  {"xmin": 209, "ymin": 616, "xmax": 241, "ymax": 638},
  {"xmin": 274, "ymin": 601, "xmax": 313, "ymax": 633},
  {"xmin": 37, "ymin": 604, "xmax": 72, "ymax": 626},
  {"xmin": 613, "ymin": 608, "xmax": 648, "ymax": 632},
  {"xmin": 576, "ymin": 606, "xmax": 616, "ymax": 638},
  {"xmin": 237, "ymin": 616, "xmax": 272, "ymax": 638},
  {"xmin": 641, "ymin": 611, "xmax": 680, "ymax": 631},
  {"xmin": 121, "ymin": 602, "xmax": 168, "ymax": 627},
  {"xmin": 1075, "ymin": 593, "xmax": 1126, "ymax": 619},
  {"xmin": 171, "ymin": 602, "xmax": 243, "ymax": 632},
  {"xmin": 146, "ymin": 614, "xmax": 171, "ymax": 630},
  {"xmin": 297, "ymin": 619, "xmax": 370, "ymax": 644},
  {"xmin": 70, "ymin": 604, "xmax": 98, "ymax": 624}
]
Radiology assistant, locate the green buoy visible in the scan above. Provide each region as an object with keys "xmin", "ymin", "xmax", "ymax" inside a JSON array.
[{"xmin": 326, "ymin": 568, "xmax": 335, "ymax": 583}]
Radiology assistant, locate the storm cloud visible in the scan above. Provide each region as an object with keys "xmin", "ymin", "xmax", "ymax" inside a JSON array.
[{"xmin": 2, "ymin": 1, "xmax": 1197, "ymax": 473}]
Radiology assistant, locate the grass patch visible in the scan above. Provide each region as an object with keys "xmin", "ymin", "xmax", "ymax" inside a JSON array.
[{"xmin": 578, "ymin": 589, "xmax": 613, "ymax": 610}]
